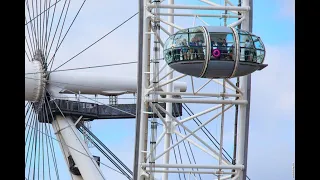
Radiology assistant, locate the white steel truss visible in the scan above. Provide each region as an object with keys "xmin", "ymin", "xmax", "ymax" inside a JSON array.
[{"xmin": 135, "ymin": 0, "xmax": 253, "ymax": 180}]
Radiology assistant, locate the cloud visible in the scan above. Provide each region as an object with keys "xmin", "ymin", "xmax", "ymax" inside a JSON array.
[
  {"xmin": 246, "ymin": 42, "xmax": 295, "ymax": 180},
  {"xmin": 278, "ymin": 0, "xmax": 295, "ymax": 20},
  {"xmin": 251, "ymin": 42, "xmax": 295, "ymax": 119}
]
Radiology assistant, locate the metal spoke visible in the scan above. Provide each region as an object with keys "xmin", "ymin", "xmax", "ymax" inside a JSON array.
[
  {"xmin": 47, "ymin": 0, "xmax": 87, "ymax": 68},
  {"xmin": 50, "ymin": 12, "xmax": 139, "ymax": 73},
  {"xmin": 25, "ymin": 0, "xmax": 62, "ymax": 25}
]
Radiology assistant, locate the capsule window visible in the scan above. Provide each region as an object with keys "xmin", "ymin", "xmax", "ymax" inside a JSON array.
[
  {"xmin": 173, "ymin": 33, "xmax": 189, "ymax": 61},
  {"xmin": 164, "ymin": 27, "xmax": 207, "ymax": 63},
  {"xmin": 251, "ymin": 36, "xmax": 263, "ymax": 50},
  {"xmin": 238, "ymin": 33, "xmax": 255, "ymax": 62},
  {"xmin": 255, "ymin": 50, "xmax": 265, "ymax": 63},
  {"xmin": 209, "ymin": 32, "xmax": 235, "ymax": 61},
  {"xmin": 187, "ymin": 32, "xmax": 206, "ymax": 61},
  {"xmin": 164, "ymin": 36, "xmax": 174, "ymax": 64}
]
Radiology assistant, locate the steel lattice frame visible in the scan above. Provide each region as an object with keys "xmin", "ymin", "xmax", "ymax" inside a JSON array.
[{"xmin": 134, "ymin": 0, "xmax": 253, "ymax": 180}]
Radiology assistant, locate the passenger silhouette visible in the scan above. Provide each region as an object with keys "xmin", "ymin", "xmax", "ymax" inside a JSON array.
[
  {"xmin": 197, "ymin": 37, "xmax": 204, "ymax": 59},
  {"xmin": 216, "ymin": 38, "xmax": 224, "ymax": 59},
  {"xmin": 181, "ymin": 39, "xmax": 189, "ymax": 60},
  {"xmin": 228, "ymin": 45, "xmax": 234, "ymax": 60},
  {"xmin": 221, "ymin": 39, "xmax": 228, "ymax": 59},
  {"xmin": 244, "ymin": 39, "xmax": 251, "ymax": 61},
  {"xmin": 189, "ymin": 37, "xmax": 197, "ymax": 60}
]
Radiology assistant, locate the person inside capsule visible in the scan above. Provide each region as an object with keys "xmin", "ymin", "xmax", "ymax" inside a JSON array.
[
  {"xmin": 221, "ymin": 39, "xmax": 228, "ymax": 59},
  {"xmin": 244, "ymin": 39, "xmax": 251, "ymax": 61},
  {"xmin": 196, "ymin": 36, "xmax": 205, "ymax": 59},
  {"xmin": 217, "ymin": 38, "xmax": 222, "ymax": 59},
  {"xmin": 210, "ymin": 40, "xmax": 216, "ymax": 58},
  {"xmin": 228, "ymin": 45, "xmax": 234, "ymax": 60},
  {"xmin": 189, "ymin": 37, "xmax": 197, "ymax": 60},
  {"xmin": 181, "ymin": 39, "xmax": 189, "ymax": 60},
  {"xmin": 173, "ymin": 40, "xmax": 180, "ymax": 61}
]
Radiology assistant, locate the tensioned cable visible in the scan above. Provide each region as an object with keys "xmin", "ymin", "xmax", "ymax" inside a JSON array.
[
  {"xmin": 25, "ymin": 110, "xmax": 36, "ymax": 159},
  {"xmin": 25, "ymin": 103, "xmax": 33, "ymax": 130},
  {"xmin": 36, "ymin": 0, "xmax": 42, "ymax": 53},
  {"xmin": 34, "ymin": 0, "xmax": 40, "ymax": 51},
  {"xmin": 25, "ymin": 112, "xmax": 36, "ymax": 168},
  {"xmin": 173, "ymin": 104, "xmax": 202, "ymax": 180},
  {"xmin": 25, "ymin": 16, "xmax": 36, "ymax": 58},
  {"xmin": 26, "ymin": 0, "xmax": 38, "ymax": 52},
  {"xmin": 38, "ymin": 0, "xmax": 43, "ymax": 52},
  {"xmin": 25, "ymin": 111, "xmax": 35, "ymax": 149},
  {"xmin": 43, "ymin": 106, "xmax": 53, "ymax": 180},
  {"xmin": 31, "ymin": 115, "xmax": 38, "ymax": 179},
  {"xmin": 25, "ymin": 121, "xmax": 129, "ymax": 177},
  {"xmin": 183, "ymin": 103, "xmax": 251, "ymax": 179},
  {"xmin": 36, "ymin": 113, "xmax": 41, "ymax": 180},
  {"xmin": 25, "ymin": 17, "xmax": 34, "ymax": 52},
  {"xmin": 80, "ymin": 124, "xmax": 133, "ymax": 176},
  {"xmin": 25, "ymin": 61, "xmax": 138, "ymax": 75},
  {"xmin": 43, "ymin": 0, "xmax": 52, "ymax": 57},
  {"xmin": 40, "ymin": 113, "xmax": 45, "ymax": 180},
  {"xmin": 26, "ymin": 113, "xmax": 35, "ymax": 178},
  {"xmin": 182, "ymin": 104, "xmax": 233, "ymax": 162},
  {"xmin": 43, "ymin": 97, "xmax": 61, "ymax": 179},
  {"xmin": 44, "ymin": 0, "xmax": 59, "ymax": 58},
  {"xmin": 78, "ymin": 127, "xmax": 133, "ymax": 180},
  {"xmin": 174, "ymin": 109, "xmax": 194, "ymax": 180},
  {"xmin": 25, "ymin": 35, "xmax": 34, "ymax": 60},
  {"xmin": 25, "ymin": 106, "xmax": 35, "ymax": 143},
  {"xmin": 170, "ymin": 136, "xmax": 182, "ymax": 180},
  {"xmin": 45, "ymin": 0, "xmax": 70, "ymax": 64},
  {"xmin": 51, "ymin": 11, "xmax": 139, "ymax": 73},
  {"xmin": 42, "ymin": 104, "xmax": 53, "ymax": 180},
  {"xmin": 39, "ymin": 0, "xmax": 46, "ymax": 51},
  {"xmin": 25, "ymin": 0, "xmax": 62, "ymax": 25},
  {"xmin": 42, "ymin": 0, "xmax": 52, "ymax": 53},
  {"xmin": 174, "ymin": 131, "xmax": 187, "ymax": 180},
  {"xmin": 47, "ymin": 0, "xmax": 71, "ymax": 69},
  {"xmin": 47, "ymin": 0, "xmax": 87, "ymax": 67},
  {"xmin": 87, "ymin": 135, "xmax": 132, "ymax": 179},
  {"xmin": 32, "ymin": 0, "xmax": 40, "ymax": 50},
  {"xmin": 51, "ymin": 0, "xmax": 71, "ymax": 52}
]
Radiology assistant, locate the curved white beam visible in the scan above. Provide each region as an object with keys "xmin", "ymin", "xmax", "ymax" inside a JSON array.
[{"xmin": 47, "ymin": 71, "xmax": 137, "ymax": 97}]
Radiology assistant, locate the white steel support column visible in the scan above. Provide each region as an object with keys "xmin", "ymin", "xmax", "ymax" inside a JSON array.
[
  {"xmin": 52, "ymin": 122, "xmax": 84, "ymax": 180},
  {"xmin": 137, "ymin": 0, "xmax": 151, "ymax": 179},
  {"xmin": 236, "ymin": 0, "xmax": 252, "ymax": 180},
  {"xmin": 53, "ymin": 115, "xmax": 105, "ymax": 180},
  {"xmin": 149, "ymin": 0, "xmax": 161, "ymax": 179},
  {"xmin": 162, "ymin": 1, "xmax": 174, "ymax": 180}
]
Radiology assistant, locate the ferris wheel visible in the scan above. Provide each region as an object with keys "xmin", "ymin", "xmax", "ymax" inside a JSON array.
[{"xmin": 25, "ymin": 0, "xmax": 267, "ymax": 180}]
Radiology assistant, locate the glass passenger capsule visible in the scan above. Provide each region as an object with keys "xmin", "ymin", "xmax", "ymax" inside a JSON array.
[{"xmin": 163, "ymin": 26, "xmax": 268, "ymax": 78}]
